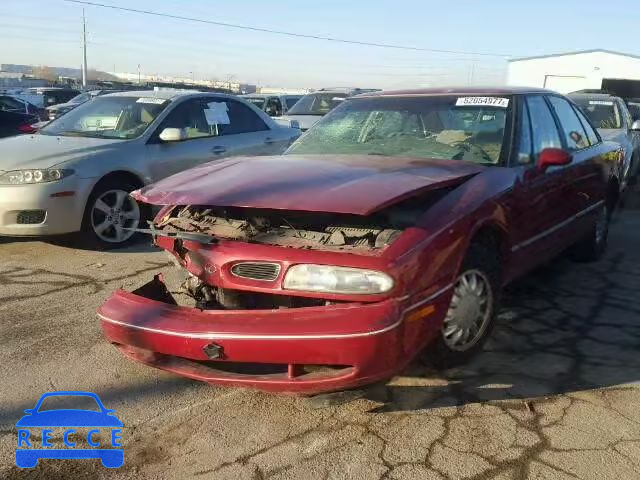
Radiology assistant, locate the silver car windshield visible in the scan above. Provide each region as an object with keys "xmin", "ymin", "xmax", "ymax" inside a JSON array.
[
  {"xmin": 573, "ymin": 98, "xmax": 622, "ymax": 129},
  {"xmin": 40, "ymin": 96, "xmax": 169, "ymax": 139},
  {"xmin": 286, "ymin": 96, "xmax": 509, "ymax": 165}
]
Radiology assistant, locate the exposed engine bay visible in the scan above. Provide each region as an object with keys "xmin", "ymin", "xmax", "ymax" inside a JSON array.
[{"xmin": 153, "ymin": 191, "xmax": 447, "ymax": 253}]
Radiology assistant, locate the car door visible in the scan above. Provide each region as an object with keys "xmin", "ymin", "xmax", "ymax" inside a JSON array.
[
  {"xmin": 145, "ymin": 97, "xmax": 228, "ymax": 181},
  {"xmin": 215, "ymin": 97, "xmax": 287, "ymax": 155},
  {"xmin": 508, "ymin": 95, "xmax": 574, "ymax": 276},
  {"xmin": 547, "ymin": 95, "xmax": 605, "ymax": 232}
]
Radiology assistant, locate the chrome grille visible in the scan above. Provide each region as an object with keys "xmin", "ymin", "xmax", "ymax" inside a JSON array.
[{"xmin": 230, "ymin": 262, "xmax": 281, "ymax": 281}]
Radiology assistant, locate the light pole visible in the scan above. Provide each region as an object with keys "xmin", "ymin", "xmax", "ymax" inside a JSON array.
[{"xmin": 137, "ymin": 64, "xmax": 141, "ymax": 84}]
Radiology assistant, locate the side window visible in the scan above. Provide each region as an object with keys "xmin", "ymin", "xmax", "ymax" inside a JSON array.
[
  {"xmin": 572, "ymin": 105, "xmax": 599, "ymax": 145},
  {"xmin": 219, "ymin": 100, "xmax": 269, "ymax": 135},
  {"xmin": 526, "ymin": 96, "xmax": 563, "ymax": 157},
  {"xmin": 619, "ymin": 101, "xmax": 633, "ymax": 129},
  {"xmin": 517, "ymin": 98, "xmax": 533, "ymax": 164},
  {"xmin": 265, "ymin": 97, "xmax": 283, "ymax": 117},
  {"xmin": 159, "ymin": 99, "xmax": 218, "ymax": 139},
  {"xmin": 547, "ymin": 96, "xmax": 589, "ymax": 150}
]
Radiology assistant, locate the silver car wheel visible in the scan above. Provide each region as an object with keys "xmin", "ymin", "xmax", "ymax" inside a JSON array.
[
  {"xmin": 442, "ymin": 269, "xmax": 493, "ymax": 352},
  {"xmin": 90, "ymin": 189, "xmax": 140, "ymax": 243}
]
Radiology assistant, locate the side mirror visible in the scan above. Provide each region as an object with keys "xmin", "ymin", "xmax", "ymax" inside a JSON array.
[
  {"xmin": 289, "ymin": 120, "xmax": 301, "ymax": 130},
  {"xmin": 537, "ymin": 148, "xmax": 572, "ymax": 172},
  {"xmin": 159, "ymin": 127, "xmax": 187, "ymax": 142},
  {"xmin": 23, "ymin": 409, "xmax": 34, "ymax": 414},
  {"xmin": 632, "ymin": 120, "xmax": 640, "ymax": 131}
]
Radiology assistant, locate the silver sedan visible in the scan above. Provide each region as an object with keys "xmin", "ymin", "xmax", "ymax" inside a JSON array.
[{"xmin": 0, "ymin": 90, "xmax": 300, "ymax": 246}]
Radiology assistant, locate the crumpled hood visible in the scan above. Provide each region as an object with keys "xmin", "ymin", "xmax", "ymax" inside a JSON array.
[
  {"xmin": 134, "ymin": 154, "xmax": 484, "ymax": 215},
  {"xmin": 0, "ymin": 133, "xmax": 124, "ymax": 171}
]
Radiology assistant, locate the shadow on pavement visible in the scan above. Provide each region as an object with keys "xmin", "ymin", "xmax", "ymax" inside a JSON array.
[{"xmin": 370, "ymin": 244, "xmax": 640, "ymax": 412}]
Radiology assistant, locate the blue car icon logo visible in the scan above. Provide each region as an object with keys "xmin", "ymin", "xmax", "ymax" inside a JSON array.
[{"xmin": 15, "ymin": 391, "xmax": 123, "ymax": 468}]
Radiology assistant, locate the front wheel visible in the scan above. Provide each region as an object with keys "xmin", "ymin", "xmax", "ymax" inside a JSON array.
[
  {"xmin": 82, "ymin": 181, "xmax": 145, "ymax": 248},
  {"xmin": 427, "ymin": 243, "xmax": 501, "ymax": 368}
]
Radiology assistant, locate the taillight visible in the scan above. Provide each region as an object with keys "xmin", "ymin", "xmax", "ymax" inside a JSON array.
[{"xmin": 18, "ymin": 124, "xmax": 37, "ymax": 134}]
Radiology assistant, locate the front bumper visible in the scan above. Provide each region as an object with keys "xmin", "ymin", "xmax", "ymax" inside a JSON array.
[
  {"xmin": 0, "ymin": 176, "xmax": 91, "ymax": 236},
  {"xmin": 99, "ymin": 276, "xmax": 451, "ymax": 394}
]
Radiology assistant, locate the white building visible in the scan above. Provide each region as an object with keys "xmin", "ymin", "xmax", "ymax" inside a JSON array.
[{"xmin": 507, "ymin": 49, "xmax": 640, "ymax": 94}]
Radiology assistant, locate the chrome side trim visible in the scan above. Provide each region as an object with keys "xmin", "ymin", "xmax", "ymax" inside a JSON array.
[
  {"xmin": 99, "ymin": 284, "xmax": 454, "ymax": 340},
  {"xmin": 511, "ymin": 201, "xmax": 604, "ymax": 252}
]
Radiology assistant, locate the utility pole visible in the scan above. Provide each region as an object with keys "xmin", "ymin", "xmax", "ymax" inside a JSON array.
[
  {"xmin": 137, "ymin": 64, "xmax": 141, "ymax": 84},
  {"xmin": 81, "ymin": 8, "xmax": 88, "ymax": 88}
]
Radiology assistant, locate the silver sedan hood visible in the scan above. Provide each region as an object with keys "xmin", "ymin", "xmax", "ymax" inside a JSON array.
[{"xmin": 0, "ymin": 133, "xmax": 124, "ymax": 171}]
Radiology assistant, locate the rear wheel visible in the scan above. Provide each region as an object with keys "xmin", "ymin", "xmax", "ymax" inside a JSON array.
[
  {"xmin": 82, "ymin": 180, "xmax": 146, "ymax": 248},
  {"xmin": 571, "ymin": 203, "xmax": 609, "ymax": 262},
  {"xmin": 427, "ymin": 243, "xmax": 501, "ymax": 368}
]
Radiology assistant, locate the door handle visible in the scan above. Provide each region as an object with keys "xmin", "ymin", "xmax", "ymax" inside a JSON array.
[
  {"xmin": 264, "ymin": 137, "xmax": 275, "ymax": 145},
  {"xmin": 211, "ymin": 146, "xmax": 226, "ymax": 154}
]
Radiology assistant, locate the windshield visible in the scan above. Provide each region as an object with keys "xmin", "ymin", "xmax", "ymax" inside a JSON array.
[
  {"xmin": 286, "ymin": 96, "xmax": 509, "ymax": 165},
  {"xmin": 243, "ymin": 97, "xmax": 266, "ymax": 110},
  {"xmin": 287, "ymin": 92, "xmax": 348, "ymax": 115},
  {"xmin": 285, "ymin": 96, "xmax": 302, "ymax": 109},
  {"xmin": 573, "ymin": 98, "xmax": 621, "ymax": 129},
  {"xmin": 0, "ymin": 96, "xmax": 25, "ymax": 111},
  {"xmin": 41, "ymin": 96, "xmax": 169, "ymax": 139}
]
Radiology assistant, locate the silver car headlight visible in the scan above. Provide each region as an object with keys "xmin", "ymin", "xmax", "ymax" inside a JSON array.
[
  {"xmin": 283, "ymin": 264, "xmax": 394, "ymax": 295},
  {"xmin": 0, "ymin": 169, "xmax": 74, "ymax": 185}
]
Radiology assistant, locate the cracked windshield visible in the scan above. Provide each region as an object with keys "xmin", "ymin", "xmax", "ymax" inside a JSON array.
[{"xmin": 1, "ymin": 0, "xmax": 639, "ymax": 479}]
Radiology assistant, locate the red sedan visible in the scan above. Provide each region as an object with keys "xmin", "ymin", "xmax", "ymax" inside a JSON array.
[{"xmin": 99, "ymin": 88, "xmax": 621, "ymax": 394}]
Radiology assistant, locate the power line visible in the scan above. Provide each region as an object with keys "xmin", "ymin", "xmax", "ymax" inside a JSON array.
[{"xmin": 63, "ymin": 0, "xmax": 512, "ymax": 58}]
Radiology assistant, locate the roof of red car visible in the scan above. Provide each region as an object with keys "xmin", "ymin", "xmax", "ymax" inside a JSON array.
[{"xmin": 356, "ymin": 87, "xmax": 554, "ymax": 97}]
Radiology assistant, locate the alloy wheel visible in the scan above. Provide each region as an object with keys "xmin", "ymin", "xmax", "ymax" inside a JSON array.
[{"xmin": 90, "ymin": 189, "xmax": 140, "ymax": 243}]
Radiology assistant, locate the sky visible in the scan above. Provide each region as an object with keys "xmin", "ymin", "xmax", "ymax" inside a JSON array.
[{"xmin": 2, "ymin": 0, "xmax": 640, "ymax": 89}]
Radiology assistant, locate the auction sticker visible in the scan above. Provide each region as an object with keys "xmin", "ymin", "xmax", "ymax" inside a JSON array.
[
  {"xmin": 456, "ymin": 97, "xmax": 509, "ymax": 108},
  {"xmin": 136, "ymin": 97, "xmax": 166, "ymax": 104},
  {"xmin": 589, "ymin": 100, "xmax": 614, "ymax": 106}
]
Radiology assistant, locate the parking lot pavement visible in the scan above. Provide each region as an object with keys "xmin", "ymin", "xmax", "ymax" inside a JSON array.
[{"xmin": 1, "ymin": 206, "xmax": 639, "ymax": 480}]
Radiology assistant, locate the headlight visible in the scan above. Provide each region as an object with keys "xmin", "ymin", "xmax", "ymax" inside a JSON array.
[
  {"xmin": 0, "ymin": 169, "xmax": 74, "ymax": 185},
  {"xmin": 283, "ymin": 264, "xmax": 394, "ymax": 295}
]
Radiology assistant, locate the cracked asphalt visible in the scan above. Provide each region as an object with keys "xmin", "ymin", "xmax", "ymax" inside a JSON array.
[{"xmin": 1, "ymin": 194, "xmax": 639, "ymax": 479}]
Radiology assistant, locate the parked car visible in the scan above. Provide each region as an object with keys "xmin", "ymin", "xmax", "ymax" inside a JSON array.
[
  {"xmin": 241, "ymin": 93, "xmax": 303, "ymax": 117},
  {"xmin": 14, "ymin": 87, "xmax": 81, "ymax": 110},
  {"xmin": 0, "ymin": 110, "xmax": 39, "ymax": 138},
  {"xmin": 99, "ymin": 87, "xmax": 620, "ymax": 395},
  {"xmin": 46, "ymin": 90, "xmax": 122, "ymax": 121},
  {"xmin": 277, "ymin": 87, "xmax": 380, "ymax": 131},
  {"xmin": 0, "ymin": 90, "xmax": 300, "ymax": 246},
  {"xmin": 570, "ymin": 93, "xmax": 640, "ymax": 186},
  {"xmin": 0, "ymin": 95, "xmax": 47, "ymax": 120}
]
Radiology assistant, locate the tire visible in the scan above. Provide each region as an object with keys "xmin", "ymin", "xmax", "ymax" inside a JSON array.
[
  {"xmin": 427, "ymin": 242, "xmax": 501, "ymax": 369},
  {"xmin": 628, "ymin": 153, "xmax": 638, "ymax": 186},
  {"xmin": 81, "ymin": 179, "xmax": 147, "ymax": 249},
  {"xmin": 571, "ymin": 203, "xmax": 609, "ymax": 262}
]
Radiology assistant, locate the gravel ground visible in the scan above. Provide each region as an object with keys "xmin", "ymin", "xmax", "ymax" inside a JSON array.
[{"xmin": 1, "ymin": 197, "xmax": 639, "ymax": 479}]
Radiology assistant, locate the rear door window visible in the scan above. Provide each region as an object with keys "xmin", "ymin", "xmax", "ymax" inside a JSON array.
[
  {"xmin": 547, "ymin": 96, "xmax": 589, "ymax": 150},
  {"xmin": 525, "ymin": 96, "xmax": 563, "ymax": 157},
  {"xmin": 572, "ymin": 106, "xmax": 600, "ymax": 146},
  {"xmin": 218, "ymin": 99, "xmax": 269, "ymax": 135}
]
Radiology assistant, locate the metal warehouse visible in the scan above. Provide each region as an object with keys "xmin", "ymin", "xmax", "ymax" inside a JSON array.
[{"xmin": 507, "ymin": 49, "xmax": 640, "ymax": 95}]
